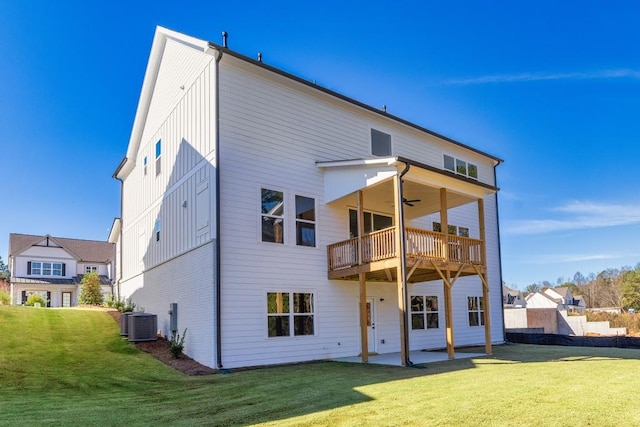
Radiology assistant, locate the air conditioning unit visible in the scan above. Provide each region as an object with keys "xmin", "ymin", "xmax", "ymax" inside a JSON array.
[
  {"xmin": 127, "ymin": 313, "xmax": 158, "ymax": 342},
  {"xmin": 120, "ymin": 312, "xmax": 134, "ymax": 336}
]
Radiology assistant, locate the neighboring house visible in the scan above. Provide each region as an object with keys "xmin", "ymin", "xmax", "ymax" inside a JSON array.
[
  {"xmin": 8, "ymin": 233, "xmax": 115, "ymax": 307},
  {"xmin": 525, "ymin": 287, "xmax": 586, "ymax": 313},
  {"xmin": 112, "ymin": 26, "xmax": 504, "ymax": 370},
  {"xmin": 503, "ymin": 285, "xmax": 526, "ymax": 308}
]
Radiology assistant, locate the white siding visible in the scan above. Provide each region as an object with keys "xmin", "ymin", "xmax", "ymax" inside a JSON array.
[{"xmin": 216, "ymin": 55, "xmax": 503, "ymax": 368}]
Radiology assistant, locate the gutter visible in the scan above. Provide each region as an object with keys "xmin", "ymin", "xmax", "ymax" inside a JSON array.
[{"xmin": 397, "ymin": 161, "xmax": 412, "ymax": 366}]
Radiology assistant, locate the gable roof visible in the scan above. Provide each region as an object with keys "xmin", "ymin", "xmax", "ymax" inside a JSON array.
[
  {"xmin": 116, "ymin": 26, "xmax": 503, "ymax": 179},
  {"xmin": 9, "ymin": 233, "xmax": 114, "ymax": 263}
]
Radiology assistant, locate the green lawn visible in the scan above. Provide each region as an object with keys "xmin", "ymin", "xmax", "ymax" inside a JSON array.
[{"xmin": 1, "ymin": 306, "xmax": 640, "ymax": 426}]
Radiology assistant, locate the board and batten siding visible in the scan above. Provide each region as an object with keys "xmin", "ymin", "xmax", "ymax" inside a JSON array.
[
  {"xmin": 216, "ymin": 54, "xmax": 502, "ymax": 368},
  {"xmin": 121, "ymin": 39, "xmax": 216, "ymax": 282}
]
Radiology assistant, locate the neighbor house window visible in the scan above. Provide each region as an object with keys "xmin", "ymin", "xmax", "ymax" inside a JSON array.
[
  {"xmin": 28, "ymin": 261, "xmax": 64, "ymax": 276},
  {"xmin": 295, "ymin": 195, "xmax": 316, "ymax": 247},
  {"xmin": 85, "ymin": 266, "xmax": 98, "ymax": 273},
  {"xmin": 261, "ymin": 188, "xmax": 284, "ymax": 243},
  {"xmin": 349, "ymin": 210, "xmax": 393, "ymax": 238},
  {"xmin": 468, "ymin": 296, "xmax": 485, "ymax": 327},
  {"xmin": 411, "ymin": 296, "xmax": 439, "ymax": 329},
  {"xmin": 155, "ymin": 140, "xmax": 162, "ymax": 176},
  {"xmin": 443, "ymin": 154, "xmax": 478, "ymax": 180},
  {"xmin": 371, "ymin": 129, "xmax": 392, "ymax": 156},
  {"xmin": 267, "ymin": 292, "xmax": 314, "ymax": 337}
]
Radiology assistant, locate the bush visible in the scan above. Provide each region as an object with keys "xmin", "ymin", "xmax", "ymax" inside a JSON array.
[
  {"xmin": 169, "ymin": 329, "xmax": 187, "ymax": 359},
  {"xmin": 78, "ymin": 272, "xmax": 104, "ymax": 306},
  {"xmin": 26, "ymin": 293, "xmax": 46, "ymax": 307},
  {"xmin": 0, "ymin": 289, "xmax": 11, "ymax": 305},
  {"xmin": 104, "ymin": 293, "xmax": 116, "ymax": 308}
]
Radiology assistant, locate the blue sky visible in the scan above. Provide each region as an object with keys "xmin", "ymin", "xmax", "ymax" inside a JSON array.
[{"xmin": 1, "ymin": 1, "xmax": 639, "ymax": 288}]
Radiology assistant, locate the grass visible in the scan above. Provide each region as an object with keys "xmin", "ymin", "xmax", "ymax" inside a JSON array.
[{"xmin": 2, "ymin": 306, "xmax": 640, "ymax": 426}]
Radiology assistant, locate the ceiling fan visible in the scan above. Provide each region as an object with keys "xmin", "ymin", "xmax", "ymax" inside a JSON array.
[{"xmin": 402, "ymin": 197, "xmax": 421, "ymax": 207}]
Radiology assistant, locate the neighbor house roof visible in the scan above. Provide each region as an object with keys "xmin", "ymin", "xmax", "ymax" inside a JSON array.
[
  {"xmin": 9, "ymin": 233, "xmax": 115, "ymax": 263},
  {"xmin": 12, "ymin": 275, "xmax": 111, "ymax": 286}
]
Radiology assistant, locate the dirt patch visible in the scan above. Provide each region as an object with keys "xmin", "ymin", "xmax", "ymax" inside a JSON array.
[{"xmin": 108, "ymin": 309, "xmax": 216, "ymax": 376}]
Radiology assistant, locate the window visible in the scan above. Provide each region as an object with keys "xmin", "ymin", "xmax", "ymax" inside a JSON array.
[
  {"xmin": 143, "ymin": 156, "xmax": 148, "ymax": 176},
  {"xmin": 267, "ymin": 292, "xmax": 314, "ymax": 337},
  {"xmin": 261, "ymin": 188, "xmax": 284, "ymax": 243},
  {"xmin": 349, "ymin": 209, "xmax": 393, "ymax": 238},
  {"xmin": 85, "ymin": 266, "xmax": 97, "ymax": 273},
  {"xmin": 155, "ymin": 140, "xmax": 162, "ymax": 176},
  {"xmin": 28, "ymin": 261, "xmax": 64, "ymax": 276},
  {"xmin": 295, "ymin": 195, "xmax": 315, "ymax": 247},
  {"xmin": 155, "ymin": 219, "xmax": 161, "ymax": 242},
  {"xmin": 411, "ymin": 296, "xmax": 439, "ymax": 329},
  {"xmin": 443, "ymin": 154, "xmax": 478, "ymax": 180},
  {"xmin": 468, "ymin": 296, "xmax": 485, "ymax": 327},
  {"xmin": 433, "ymin": 222, "xmax": 470, "ymax": 237},
  {"xmin": 371, "ymin": 129, "xmax": 391, "ymax": 156}
]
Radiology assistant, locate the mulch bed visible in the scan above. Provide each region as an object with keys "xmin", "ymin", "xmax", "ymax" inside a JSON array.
[{"xmin": 107, "ymin": 309, "xmax": 216, "ymax": 376}]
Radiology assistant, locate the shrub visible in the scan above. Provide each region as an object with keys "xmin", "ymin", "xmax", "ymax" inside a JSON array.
[
  {"xmin": 104, "ymin": 293, "xmax": 116, "ymax": 308},
  {"xmin": 26, "ymin": 293, "xmax": 46, "ymax": 307},
  {"xmin": 78, "ymin": 272, "xmax": 104, "ymax": 306},
  {"xmin": 0, "ymin": 289, "xmax": 11, "ymax": 305},
  {"xmin": 169, "ymin": 329, "xmax": 187, "ymax": 359}
]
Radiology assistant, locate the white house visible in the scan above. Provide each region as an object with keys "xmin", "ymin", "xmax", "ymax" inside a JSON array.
[
  {"xmin": 525, "ymin": 287, "xmax": 586, "ymax": 313},
  {"xmin": 9, "ymin": 233, "xmax": 115, "ymax": 307},
  {"xmin": 113, "ymin": 26, "xmax": 504, "ymax": 370}
]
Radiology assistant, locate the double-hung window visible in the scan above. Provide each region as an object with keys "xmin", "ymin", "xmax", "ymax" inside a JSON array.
[
  {"xmin": 468, "ymin": 296, "xmax": 485, "ymax": 327},
  {"xmin": 295, "ymin": 195, "xmax": 316, "ymax": 247},
  {"xmin": 267, "ymin": 292, "xmax": 315, "ymax": 337},
  {"xmin": 261, "ymin": 188, "xmax": 284, "ymax": 243},
  {"xmin": 411, "ymin": 296, "xmax": 439, "ymax": 329}
]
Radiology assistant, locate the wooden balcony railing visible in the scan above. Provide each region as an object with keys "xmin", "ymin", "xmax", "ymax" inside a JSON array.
[{"xmin": 327, "ymin": 226, "xmax": 484, "ymax": 272}]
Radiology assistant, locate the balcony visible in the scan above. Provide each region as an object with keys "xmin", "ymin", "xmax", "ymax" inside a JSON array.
[{"xmin": 327, "ymin": 227, "xmax": 484, "ymax": 283}]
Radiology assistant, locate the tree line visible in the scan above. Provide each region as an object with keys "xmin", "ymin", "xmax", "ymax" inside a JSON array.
[{"xmin": 519, "ymin": 263, "xmax": 640, "ymax": 310}]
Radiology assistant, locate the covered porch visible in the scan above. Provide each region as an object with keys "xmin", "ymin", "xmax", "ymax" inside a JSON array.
[{"xmin": 318, "ymin": 156, "xmax": 499, "ymax": 366}]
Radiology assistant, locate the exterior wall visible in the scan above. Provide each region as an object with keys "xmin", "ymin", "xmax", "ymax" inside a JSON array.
[
  {"xmin": 13, "ymin": 246, "xmax": 76, "ymax": 279},
  {"xmin": 216, "ymin": 54, "xmax": 503, "ymax": 368},
  {"xmin": 120, "ymin": 242, "xmax": 216, "ymax": 367},
  {"xmin": 525, "ymin": 292, "xmax": 559, "ymax": 309},
  {"xmin": 119, "ymin": 38, "xmax": 217, "ymax": 367},
  {"xmin": 527, "ymin": 308, "xmax": 558, "ymax": 334}
]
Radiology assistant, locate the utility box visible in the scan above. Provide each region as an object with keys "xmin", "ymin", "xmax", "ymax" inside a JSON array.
[
  {"xmin": 128, "ymin": 313, "xmax": 158, "ymax": 342},
  {"xmin": 169, "ymin": 303, "xmax": 178, "ymax": 333}
]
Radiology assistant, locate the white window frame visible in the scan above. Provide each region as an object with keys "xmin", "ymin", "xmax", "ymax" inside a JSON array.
[
  {"xmin": 467, "ymin": 296, "xmax": 485, "ymax": 327},
  {"xmin": 266, "ymin": 291, "xmax": 315, "ymax": 338},
  {"xmin": 85, "ymin": 266, "xmax": 98, "ymax": 274},
  {"xmin": 443, "ymin": 154, "xmax": 478, "ymax": 180},
  {"xmin": 410, "ymin": 295, "xmax": 439, "ymax": 330},
  {"xmin": 30, "ymin": 261, "xmax": 63, "ymax": 277},
  {"xmin": 295, "ymin": 195, "xmax": 316, "ymax": 247},
  {"xmin": 260, "ymin": 187, "xmax": 286, "ymax": 244}
]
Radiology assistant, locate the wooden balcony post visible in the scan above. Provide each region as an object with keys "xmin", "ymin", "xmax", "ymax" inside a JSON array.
[
  {"xmin": 477, "ymin": 198, "xmax": 492, "ymax": 355},
  {"xmin": 444, "ymin": 269, "xmax": 455, "ymax": 359},
  {"xmin": 394, "ymin": 174, "xmax": 409, "ymax": 366},
  {"xmin": 357, "ymin": 190, "xmax": 365, "ymax": 265},
  {"xmin": 440, "ymin": 188, "xmax": 449, "ymax": 262}
]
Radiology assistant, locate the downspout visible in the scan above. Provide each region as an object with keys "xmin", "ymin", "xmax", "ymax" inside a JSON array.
[
  {"xmin": 211, "ymin": 46, "xmax": 224, "ymax": 369},
  {"xmin": 113, "ymin": 157, "xmax": 127, "ymax": 301},
  {"xmin": 397, "ymin": 161, "xmax": 412, "ymax": 366}
]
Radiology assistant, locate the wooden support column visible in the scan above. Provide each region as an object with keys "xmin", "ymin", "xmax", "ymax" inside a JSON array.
[
  {"xmin": 357, "ymin": 191, "xmax": 368, "ymax": 362},
  {"xmin": 478, "ymin": 198, "xmax": 492, "ymax": 355},
  {"xmin": 393, "ymin": 175, "xmax": 408, "ymax": 366},
  {"xmin": 444, "ymin": 269, "xmax": 455, "ymax": 359},
  {"xmin": 440, "ymin": 188, "xmax": 454, "ymax": 359}
]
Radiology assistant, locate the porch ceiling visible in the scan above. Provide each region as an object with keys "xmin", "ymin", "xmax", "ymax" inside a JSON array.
[{"xmin": 317, "ymin": 157, "xmax": 497, "ymax": 219}]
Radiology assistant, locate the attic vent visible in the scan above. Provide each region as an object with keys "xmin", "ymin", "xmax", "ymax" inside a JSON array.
[{"xmin": 127, "ymin": 313, "xmax": 158, "ymax": 342}]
